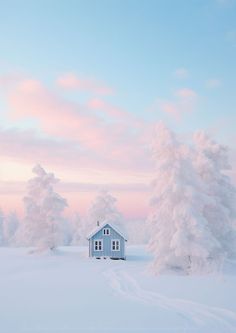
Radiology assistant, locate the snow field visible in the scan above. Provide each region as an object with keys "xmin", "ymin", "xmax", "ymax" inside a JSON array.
[{"xmin": 0, "ymin": 246, "xmax": 236, "ymax": 333}]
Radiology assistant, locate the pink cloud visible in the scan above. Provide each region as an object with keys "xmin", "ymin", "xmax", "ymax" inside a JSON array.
[
  {"xmin": 0, "ymin": 126, "xmax": 152, "ymax": 198},
  {"xmin": 160, "ymin": 102, "xmax": 179, "ymax": 118},
  {"xmin": 87, "ymin": 98, "xmax": 132, "ymax": 120},
  {"xmin": 88, "ymin": 97, "xmax": 123, "ymax": 118},
  {"xmin": 175, "ymin": 88, "xmax": 197, "ymax": 99},
  {"xmin": 2, "ymin": 77, "xmax": 150, "ymax": 175},
  {"xmin": 7, "ymin": 79, "xmax": 109, "ymax": 150},
  {"xmin": 0, "ymin": 127, "xmax": 86, "ymax": 168},
  {"xmin": 159, "ymin": 88, "xmax": 198, "ymax": 120},
  {"xmin": 0, "ymin": 72, "xmax": 24, "ymax": 91},
  {"xmin": 174, "ymin": 68, "xmax": 189, "ymax": 79},
  {"xmin": 57, "ymin": 72, "xmax": 114, "ymax": 95}
]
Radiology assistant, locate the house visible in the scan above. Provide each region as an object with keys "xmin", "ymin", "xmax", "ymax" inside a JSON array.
[{"xmin": 87, "ymin": 221, "xmax": 127, "ymax": 260}]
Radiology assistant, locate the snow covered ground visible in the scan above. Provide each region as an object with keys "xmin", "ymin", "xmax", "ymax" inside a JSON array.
[{"xmin": 0, "ymin": 246, "xmax": 236, "ymax": 333}]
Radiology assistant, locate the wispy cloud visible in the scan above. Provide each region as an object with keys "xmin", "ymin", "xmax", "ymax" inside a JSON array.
[
  {"xmin": 7, "ymin": 78, "xmax": 110, "ymax": 149},
  {"xmin": 175, "ymin": 88, "xmax": 197, "ymax": 99},
  {"xmin": 56, "ymin": 72, "xmax": 114, "ymax": 96},
  {"xmin": 159, "ymin": 101, "xmax": 179, "ymax": 119},
  {"xmin": 205, "ymin": 78, "xmax": 221, "ymax": 88},
  {"xmin": 87, "ymin": 98, "xmax": 127, "ymax": 119},
  {"xmin": 0, "ymin": 75, "xmax": 151, "ymax": 178},
  {"xmin": 174, "ymin": 68, "xmax": 189, "ymax": 79},
  {"xmin": 150, "ymin": 88, "xmax": 198, "ymax": 121},
  {"xmin": 0, "ymin": 127, "xmax": 84, "ymax": 167},
  {"xmin": 0, "ymin": 72, "xmax": 24, "ymax": 91}
]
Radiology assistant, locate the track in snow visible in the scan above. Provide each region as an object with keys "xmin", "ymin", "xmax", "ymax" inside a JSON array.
[{"xmin": 104, "ymin": 267, "xmax": 236, "ymax": 332}]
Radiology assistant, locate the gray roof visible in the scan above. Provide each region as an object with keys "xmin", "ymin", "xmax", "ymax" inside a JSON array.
[{"xmin": 87, "ymin": 221, "xmax": 128, "ymax": 241}]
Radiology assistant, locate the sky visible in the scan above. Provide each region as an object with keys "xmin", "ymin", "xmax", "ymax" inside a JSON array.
[{"xmin": 0, "ymin": 0, "xmax": 236, "ymax": 219}]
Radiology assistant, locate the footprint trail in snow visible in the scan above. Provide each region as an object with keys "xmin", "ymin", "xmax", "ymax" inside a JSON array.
[{"xmin": 104, "ymin": 267, "xmax": 236, "ymax": 332}]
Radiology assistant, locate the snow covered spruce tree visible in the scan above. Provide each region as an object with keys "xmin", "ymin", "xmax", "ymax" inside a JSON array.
[
  {"xmin": 86, "ymin": 189, "xmax": 123, "ymax": 231},
  {"xmin": 23, "ymin": 164, "xmax": 67, "ymax": 251},
  {"xmin": 194, "ymin": 131, "xmax": 236, "ymax": 258},
  {"xmin": 147, "ymin": 123, "xmax": 221, "ymax": 274}
]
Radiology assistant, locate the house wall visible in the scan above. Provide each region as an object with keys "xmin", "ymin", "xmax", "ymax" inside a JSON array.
[{"xmin": 90, "ymin": 224, "xmax": 125, "ymax": 259}]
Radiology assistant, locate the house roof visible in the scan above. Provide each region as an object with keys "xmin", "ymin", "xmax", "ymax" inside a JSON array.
[{"xmin": 87, "ymin": 221, "xmax": 128, "ymax": 241}]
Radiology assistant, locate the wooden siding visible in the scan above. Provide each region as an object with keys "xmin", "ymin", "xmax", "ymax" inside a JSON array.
[{"xmin": 89, "ymin": 223, "xmax": 125, "ymax": 259}]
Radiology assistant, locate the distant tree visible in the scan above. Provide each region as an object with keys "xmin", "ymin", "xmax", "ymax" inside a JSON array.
[
  {"xmin": 23, "ymin": 164, "xmax": 67, "ymax": 251},
  {"xmin": 0, "ymin": 209, "xmax": 4, "ymax": 246},
  {"xmin": 194, "ymin": 131, "xmax": 236, "ymax": 258},
  {"xmin": 3, "ymin": 211, "xmax": 19, "ymax": 246},
  {"xmin": 86, "ymin": 189, "xmax": 123, "ymax": 232},
  {"xmin": 69, "ymin": 212, "xmax": 87, "ymax": 245},
  {"xmin": 57, "ymin": 218, "xmax": 72, "ymax": 246},
  {"xmin": 147, "ymin": 123, "xmax": 220, "ymax": 274}
]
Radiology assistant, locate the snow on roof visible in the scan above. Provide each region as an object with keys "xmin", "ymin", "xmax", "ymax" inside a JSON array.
[{"xmin": 87, "ymin": 221, "xmax": 128, "ymax": 241}]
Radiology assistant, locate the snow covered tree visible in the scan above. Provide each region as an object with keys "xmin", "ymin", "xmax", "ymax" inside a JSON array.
[
  {"xmin": 193, "ymin": 131, "xmax": 236, "ymax": 258},
  {"xmin": 0, "ymin": 209, "xmax": 4, "ymax": 246},
  {"xmin": 69, "ymin": 212, "xmax": 87, "ymax": 245},
  {"xmin": 22, "ymin": 164, "xmax": 67, "ymax": 251},
  {"xmin": 147, "ymin": 123, "xmax": 221, "ymax": 274},
  {"xmin": 69, "ymin": 213, "xmax": 81, "ymax": 245},
  {"xmin": 56, "ymin": 218, "xmax": 72, "ymax": 246},
  {"xmin": 86, "ymin": 189, "xmax": 123, "ymax": 232},
  {"xmin": 3, "ymin": 211, "xmax": 19, "ymax": 246}
]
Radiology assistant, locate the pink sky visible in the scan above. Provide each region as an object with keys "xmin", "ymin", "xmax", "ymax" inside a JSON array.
[
  {"xmin": 0, "ymin": 74, "xmax": 153, "ymax": 219},
  {"xmin": 1, "ymin": 0, "xmax": 236, "ymax": 221},
  {"xmin": 0, "ymin": 73, "xmax": 235, "ymax": 220},
  {"xmin": 0, "ymin": 185, "xmax": 148, "ymax": 220}
]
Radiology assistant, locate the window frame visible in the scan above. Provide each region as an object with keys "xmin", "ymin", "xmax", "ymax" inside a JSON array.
[
  {"xmin": 94, "ymin": 239, "xmax": 103, "ymax": 252},
  {"xmin": 111, "ymin": 239, "xmax": 120, "ymax": 252},
  {"xmin": 103, "ymin": 228, "xmax": 110, "ymax": 236}
]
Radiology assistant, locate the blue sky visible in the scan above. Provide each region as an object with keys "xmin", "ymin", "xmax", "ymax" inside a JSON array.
[
  {"xmin": 1, "ymin": 0, "xmax": 236, "ymax": 132},
  {"xmin": 0, "ymin": 0, "xmax": 235, "ymax": 216}
]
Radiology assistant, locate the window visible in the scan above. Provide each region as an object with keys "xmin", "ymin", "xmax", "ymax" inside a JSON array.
[
  {"xmin": 94, "ymin": 239, "xmax": 103, "ymax": 251},
  {"xmin": 103, "ymin": 228, "xmax": 110, "ymax": 236},
  {"xmin": 111, "ymin": 239, "xmax": 120, "ymax": 251}
]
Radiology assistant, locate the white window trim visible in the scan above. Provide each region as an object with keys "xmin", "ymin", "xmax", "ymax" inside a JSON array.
[
  {"xmin": 94, "ymin": 239, "xmax": 103, "ymax": 252},
  {"xmin": 103, "ymin": 228, "xmax": 110, "ymax": 236},
  {"xmin": 111, "ymin": 239, "xmax": 120, "ymax": 252}
]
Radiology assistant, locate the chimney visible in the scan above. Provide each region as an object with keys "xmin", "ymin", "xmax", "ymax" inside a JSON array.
[{"xmin": 97, "ymin": 221, "xmax": 100, "ymax": 227}]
